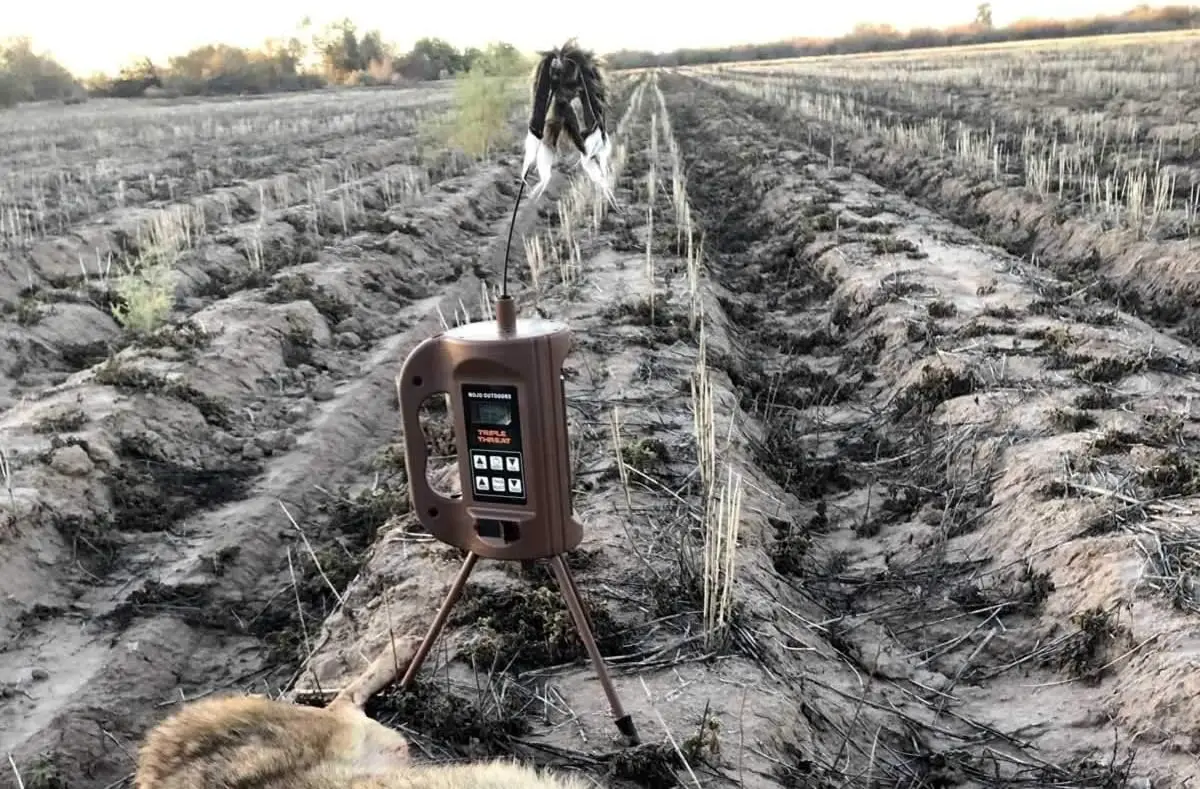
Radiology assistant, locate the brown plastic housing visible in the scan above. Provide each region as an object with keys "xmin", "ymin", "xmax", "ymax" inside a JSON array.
[{"xmin": 397, "ymin": 296, "xmax": 582, "ymax": 560}]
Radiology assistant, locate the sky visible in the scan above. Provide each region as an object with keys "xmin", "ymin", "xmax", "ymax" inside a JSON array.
[{"xmin": 5, "ymin": 0, "xmax": 1161, "ymax": 76}]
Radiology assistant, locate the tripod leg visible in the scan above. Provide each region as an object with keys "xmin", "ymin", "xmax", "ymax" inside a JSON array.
[
  {"xmin": 400, "ymin": 551, "xmax": 479, "ymax": 690},
  {"xmin": 548, "ymin": 555, "xmax": 640, "ymax": 745},
  {"xmin": 556, "ymin": 557, "xmax": 597, "ymax": 634}
]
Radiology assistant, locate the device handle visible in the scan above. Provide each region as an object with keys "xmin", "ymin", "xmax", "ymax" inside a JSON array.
[{"xmin": 397, "ymin": 335, "xmax": 462, "ymax": 526}]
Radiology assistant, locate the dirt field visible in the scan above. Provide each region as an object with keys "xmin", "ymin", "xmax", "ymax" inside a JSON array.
[{"xmin": 3, "ymin": 34, "xmax": 1200, "ymax": 789}]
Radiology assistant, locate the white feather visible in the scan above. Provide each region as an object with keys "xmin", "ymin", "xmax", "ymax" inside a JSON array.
[
  {"xmin": 577, "ymin": 128, "xmax": 616, "ymax": 208},
  {"xmin": 521, "ymin": 131, "xmax": 540, "ymax": 179},
  {"xmin": 583, "ymin": 127, "xmax": 609, "ymax": 159},
  {"xmin": 579, "ymin": 155, "xmax": 618, "ymax": 209},
  {"xmin": 579, "ymin": 154, "xmax": 602, "ymax": 184},
  {"xmin": 530, "ymin": 137, "xmax": 556, "ymax": 199}
]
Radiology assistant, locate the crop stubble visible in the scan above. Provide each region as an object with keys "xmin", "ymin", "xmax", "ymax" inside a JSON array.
[
  {"xmin": 3, "ymin": 36, "xmax": 1200, "ymax": 789},
  {"xmin": 697, "ymin": 30, "xmax": 1200, "ymax": 339}
]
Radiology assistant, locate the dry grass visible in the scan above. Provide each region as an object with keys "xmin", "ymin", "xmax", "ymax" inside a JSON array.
[
  {"xmin": 0, "ymin": 446, "xmax": 13, "ymax": 510},
  {"xmin": 637, "ymin": 79, "xmax": 745, "ymax": 652},
  {"xmin": 111, "ymin": 252, "xmax": 176, "ymax": 335},
  {"xmin": 421, "ymin": 70, "xmax": 527, "ymax": 161},
  {"xmin": 701, "ymin": 463, "xmax": 743, "ymax": 647}
]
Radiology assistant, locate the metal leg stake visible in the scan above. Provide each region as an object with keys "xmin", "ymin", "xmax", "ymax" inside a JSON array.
[
  {"xmin": 557, "ymin": 556, "xmax": 598, "ymax": 635},
  {"xmin": 548, "ymin": 554, "xmax": 640, "ymax": 745},
  {"xmin": 399, "ymin": 551, "xmax": 479, "ymax": 689}
]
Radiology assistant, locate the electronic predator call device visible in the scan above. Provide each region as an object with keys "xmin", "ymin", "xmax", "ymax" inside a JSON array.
[
  {"xmin": 397, "ymin": 295, "xmax": 579, "ymax": 560},
  {"xmin": 395, "ymin": 293, "xmax": 640, "ymax": 746}
]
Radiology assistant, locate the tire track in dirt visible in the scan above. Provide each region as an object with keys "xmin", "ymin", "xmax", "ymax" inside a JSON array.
[
  {"xmin": 0, "ymin": 152, "xmax": 552, "ymax": 788},
  {"xmin": 660, "ymin": 73, "xmax": 1200, "ymax": 786}
]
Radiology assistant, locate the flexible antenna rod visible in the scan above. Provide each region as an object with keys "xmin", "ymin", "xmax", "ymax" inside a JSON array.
[{"xmin": 501, "ymin": 176, "xmax": 528, "ymax": 299}]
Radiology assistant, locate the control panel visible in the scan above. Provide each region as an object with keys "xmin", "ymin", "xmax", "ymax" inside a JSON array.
[{"xmin": 462, "ymin": 383, "xmax": 528, "ymax": 506}]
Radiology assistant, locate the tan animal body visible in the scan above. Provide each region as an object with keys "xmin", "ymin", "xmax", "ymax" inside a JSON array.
[
  {"xmin": 135, "ymin": 644, "xmax": 418, "ymax": 789},
  {"xmin": 135, "ymin": 696, "xmax": 596, "ymax": 789},
  {"xmin": 134, "ymin": 639, "xmax": 598, "ymax": 789},
  {"xmin": 286, "ymin": 758, "xmax": 596, "ymax": 789},
  {"xmin": 133, "ymin": 693, "xmax": 413, "ymax": 789}
]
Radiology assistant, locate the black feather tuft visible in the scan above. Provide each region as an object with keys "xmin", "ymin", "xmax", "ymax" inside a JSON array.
[
  {"xmin": 560, "ymin": 39, "xmax": 608, "ymax": 136},
  {"xmin": 527, "ymin": 39, "xmax": 608, "ymax": 144}
]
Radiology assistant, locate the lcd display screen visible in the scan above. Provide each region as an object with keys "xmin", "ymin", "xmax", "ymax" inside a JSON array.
[{"xmin": 471, "ymin": 399, "xmax": 512, "ymax": 427}]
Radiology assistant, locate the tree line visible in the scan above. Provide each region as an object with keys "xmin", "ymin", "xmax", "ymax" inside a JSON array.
[
  {"xmin": 2, "ymin": 4, "xmax": 1198, "ymax": 108},
  {"xmin": 604, "ymin": 4, "xmax": 1200, "ymax": 68},
  {"xmin": 0, "ymin": 20, "xmax": 530, "ymax": 106}
]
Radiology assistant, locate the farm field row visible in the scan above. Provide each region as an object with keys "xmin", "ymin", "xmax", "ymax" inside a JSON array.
[
  {"xmin": 0, "ymin": 85, "xmax": 471, "ymax": 414},
  {"xmin": 2, "ymin": 51, "xmax": 1200, "ymax": 789},
  {"xmin": 0, "ymin": 86, "xmax": 453, "ymax": 256},
  {"xmin": 693, "ymin": 30, "xmax": 1200, "ymax": 341}
]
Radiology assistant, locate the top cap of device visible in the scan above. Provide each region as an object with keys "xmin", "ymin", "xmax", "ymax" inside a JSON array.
[{"xmin": 439, "ymin": 296, "xmax": 566, "ymax": 345}]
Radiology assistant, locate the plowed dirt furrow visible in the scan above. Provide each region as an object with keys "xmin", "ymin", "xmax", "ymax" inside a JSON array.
[
  {"xmin": 0, "ymin": 87, "xmax": 451, "ymax": 218},
  {"xmin": 695, "ymin": 69, "xmax": 1200, "ymax": 346},
  {"xmin": 0, "ymin": 115, "xmax": 458, "ymax": 410},
  {"xmin": 657, "ymin": 73, "xmax": 1200, "ymax": 786},
  {"xmin": 289, "ymin": 72, "xmax": 815, "ymax": 789}
]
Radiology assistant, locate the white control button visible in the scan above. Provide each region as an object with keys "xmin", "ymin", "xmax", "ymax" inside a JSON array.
[
  {"xmin": 489, "ymin": 455, "xmax": 503, "ymax": 471},
  {"xmin": 473, "ymin": 454, "xmax": 488, "ymax": 469},
  {"xmin": 491, "ymin": 476, "xmax": 506, "ymax": 491},
  {"xmin": 506, "ymin": 456, "xmax": 521, "ymax": 472},
  {"xmin": 508, "ymin": 478, "xmax": 523, "ymax": 494},
  {"xmin": 475, "ymin": 476, "xmax": 490, "ymax": 491}
]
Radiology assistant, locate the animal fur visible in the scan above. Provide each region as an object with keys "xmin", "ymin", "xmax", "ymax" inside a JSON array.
[
  {"xmin": 521, "ymin": 39, "xmax": 616, "ymax": 206},
  {"xmin": 132, "ymin": 628, "xmax": 595, "ymax": 789},
  {"xmin": 133, "ymin": 693, "xmax": 413, "ymax": 789},
  {"xmin": 274, "ymin": 758, "xmax": 597, "ymax": 789},
  {"xmin": 135, "ymin": 638, "xmax": 422, "ymax": 789},
  {"xmin": 134, "ymin": 696, "xmax": 594, "ymax": 789}
]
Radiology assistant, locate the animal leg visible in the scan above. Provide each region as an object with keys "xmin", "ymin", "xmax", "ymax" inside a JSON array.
[
  {"xmin": 330, "ymin": 633, "xmax": 422, "ymax": 710},
  {"xmin": 326, "ymin": 697, "xmax": 413, "ymax": 773},
  {"xmin": 321, "ymin": 636, "xmax": 423, "ymax": 775}
]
